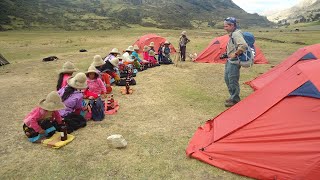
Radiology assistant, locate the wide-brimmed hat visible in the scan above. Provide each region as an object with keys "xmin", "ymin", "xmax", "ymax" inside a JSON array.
[
  {"xmin": 149, "ymin": 42, "xmax": 154, "ymax": 47},
  {"xmin": 110, "ymin": 48, "xmax": 120, "ymax": 54},
  {"xmin": 39, "ymin": 91, "xmax": 65, "ymax": 111},
  {"xmin": 85, "ymin": 65, "xmax": 98, "ymax": 75},
  {"xmin": 181, "ymin": 31, "xmax": 187, "ymax": 35},
  {"xmin": 143, "ymin": 45, "xmax": 150, "ymax": 52},
  {"xmin": 116, "ymin": 54, "xmax": 123, "ymax": 60},
  {"xmin": 60, "ymin": 61, "xmax": 78, "ymax": 73},
  {"xmin": 110, "ymin": 57, "xmax": 119, "ymax": 67},
  {"xmin": 149, "ymin": 50, "xmax": 155, "ymax": 56},
  {"xmin": 91, "ymin": 55, "xmax": 105, "ymax": 67},
  {"xmin": 133, "ymin": 45, "xmax": 139, "ymax": 51},
  {"xmin": 125, "ymin": 46, "xmax": 134, "ymax": 52},
  {"xmin": 164, "ymin": 41, "xmax": 170, "ymax": 45},
  {"xmin": 67, "ymin": 72, "xmax": 87, "ymax": 90}
]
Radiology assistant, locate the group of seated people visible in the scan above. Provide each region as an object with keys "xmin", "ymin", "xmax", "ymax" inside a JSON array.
[{"xmin": 22, "ymin": 41, "xmax": 173, "ymax": 143}]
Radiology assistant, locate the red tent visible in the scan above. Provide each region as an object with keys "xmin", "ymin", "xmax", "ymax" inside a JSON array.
[
  {"xmin": 194, "ymin": 35, "xmax": 268, "ymax": 64},
  {"xmin": 132, "ymin": 34, "xmax": 176, "ymax": 54},
  {"xmin": 186, "ymin": 60, "xmax": 320, "ymax": 180},
  {"xmin": 246, "ymin": 44, "xmax": 320, "ymax": 90}
]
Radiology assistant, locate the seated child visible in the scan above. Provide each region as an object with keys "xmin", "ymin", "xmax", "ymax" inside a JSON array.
[
  {"xmin": 91, "ymin": 55, "xmax": 112, "ymax": 94},
  {"xmin": 99, "ymin": 57, "xmax": 121, "ymax": 83},
  {"xmin": 161, "ymin": 41, "xmax": 173, "ymax": 64},
  {"xmin": 23, "ymin": 91, "xmax": 65, "ymax": 143},
  {"xmin": 148, "ymin": 50, "xmax": 159, "ymax": 66},
  {"xmin": 84, "ymin": 65, "xmax": 107, "ymax": 99},
  {"xmin": 58, "ymin": 73, "xmax": 87, "ymax": 118},
  {"xmin": 56, "ymin": 61, "xmax": 78, "ymax": 91}
]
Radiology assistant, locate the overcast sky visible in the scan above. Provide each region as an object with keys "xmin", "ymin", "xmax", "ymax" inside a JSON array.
[{"xmin": 232, "ymin": 0, "xmax": 300, "ymax": 15}]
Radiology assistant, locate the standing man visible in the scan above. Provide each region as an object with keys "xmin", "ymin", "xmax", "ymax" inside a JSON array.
[
  {"xmin": 179, "ymin": 31, "xmax": 190, "ymax": 61},
  {"xmin": 223, "ymin": 17, "xmax": 247, "ymax": 107}
]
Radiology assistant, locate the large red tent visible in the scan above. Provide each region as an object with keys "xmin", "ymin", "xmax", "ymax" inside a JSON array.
[
  {"xmin": 246, "ymin": 44, "xmax": 320, "ymax": 90},
  {"xmin": 186, "ymin": 60, "xmax": 320, "ymax": 180},
  {"xmin": 194, "ymin": 35, "xmax": 268, "ymax": 64},
  {"xmin": 132, "ymin": 34, "xmax": 176, "ymax": 55}
]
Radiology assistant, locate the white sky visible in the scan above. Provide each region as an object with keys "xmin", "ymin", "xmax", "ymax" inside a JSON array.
[{"xmin": 232, "ymin": 0, "xmax": 300, "ymax": 15}]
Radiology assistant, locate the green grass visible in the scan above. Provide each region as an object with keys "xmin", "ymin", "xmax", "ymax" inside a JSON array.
[{"xmin": 0, "ymin": 27, "xmax": 319, "ymax": 179}]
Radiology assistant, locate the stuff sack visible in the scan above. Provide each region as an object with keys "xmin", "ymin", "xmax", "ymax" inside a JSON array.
[{"xmin": 88, "ymin": 97, "xmax": 105, "ymax": 121}]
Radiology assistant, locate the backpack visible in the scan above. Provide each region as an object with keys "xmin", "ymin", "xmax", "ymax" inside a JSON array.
[
  {"xmin": 88, "ymin": 97, "xmax": 105, "ymax": 121},
  {"xmin": 231, "ymin": 31, "xmax": 255, "ymax": 68}
]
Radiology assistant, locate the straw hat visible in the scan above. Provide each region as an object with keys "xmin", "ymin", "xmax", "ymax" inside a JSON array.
[
  {"xmin": 110, "ymin": 48, "xmax": 120, "ymax": 54},
  {"xmin": 116, "ymin": 54, "xmax": 123, "ymax": 60},
  {"xmin": 91, "ymin": 55, "xmax": 105, "ymax": 67},
  {"xmin": 67, "ymin": 72, "xmax": 87, "ymax": 90},
  {"xmin": 143, "ymin": 45, "xmax": 150, "ymax": 52},
  {"xmin": 110, "ymin": 57, "xmax": 119, "ymax": 67},
  {"xmin": 60, "ymin": 61, "xmax": 78, "ymax": 73},
  {"xmin": 85, "ymin": 65, "xmax": 98, "ymax": 75},
  {"xmin": 164, "ymin": 41, "xmax": 170, "ymax": 45},
  {"xmin": 181, "ymin": 31, "xmax": 187, "ymax": 35},
  {"xmin": 39, "ymin": 91, "xmax": 65, "ymax": 111},
  {"xmin": 149, "ymin": 50, "xmax": 155, "ymax": 56},
  {"xmin": 125, "ymin": 46, "xmax": 134, "ymax": 52},
  {"xmin": 133, "ymin": 45, "xmax": 139, "ymax": 51},
  {"xmin": 149, "ymin": 42, "xmax": 155, "ymax": 47}
]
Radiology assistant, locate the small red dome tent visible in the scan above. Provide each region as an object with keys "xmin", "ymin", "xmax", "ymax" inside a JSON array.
[
  {"xmin": 246, "ymin": 44, "xmax": 320, "ymax": 90},
  {"xmin": 132, "ymin": 34, "xmax": 176, "ymax": 54},
  {"xmin": 186, "ymin": 59, "xmax": 320, "ymax": 180},
  {"xmin": 194, "ymin": 35, "xmax": 268, "ymax": 64}
]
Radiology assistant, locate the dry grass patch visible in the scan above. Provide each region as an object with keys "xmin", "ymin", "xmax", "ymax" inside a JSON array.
[{"xmin": 0, "ymin": 28, "xmax": 319, "ymax": 179}]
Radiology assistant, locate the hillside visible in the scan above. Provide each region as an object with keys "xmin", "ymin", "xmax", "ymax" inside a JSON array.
[
  {"xmin": 0, "ymin": 0, "xmax": 271, "ymax": 31},
  {"xmin": 267, "ymin": 0, "xmax": 320, "ymax": 24}
]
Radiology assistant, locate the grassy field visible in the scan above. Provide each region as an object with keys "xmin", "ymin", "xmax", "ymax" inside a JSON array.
[{"xmin": 0, "ymin": 27, "xmax": 319, "ymax": 179}]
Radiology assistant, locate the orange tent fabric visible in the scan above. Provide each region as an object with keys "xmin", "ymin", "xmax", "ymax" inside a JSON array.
[
  {"xmin": 194, "ymin": 35, "xmax": 268, "ymax": 64},
  {"xmin": 132, "ymin": 34, "xmax": 176, "ymax": 55},
  {"xmin": 246, "ymin": 44, "xmax": 320, "ymax": 90},
  {"xmin": 186, "ymin": 60, "xmax": 320, "ymax": 180}
]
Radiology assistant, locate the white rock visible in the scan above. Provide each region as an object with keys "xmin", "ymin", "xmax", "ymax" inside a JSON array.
[{"xmin": 107, "ymin": 134, "xmax": 127, "ymax": 148}]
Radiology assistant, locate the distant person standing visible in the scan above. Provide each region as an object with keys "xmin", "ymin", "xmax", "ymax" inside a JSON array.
[
  {"xmin": 223, "ymin": 17, "xmax": 247, "ymax": 107},
  {"xmin": 179, "ymin": 31, "xmax": 190, "ymax": 61}
]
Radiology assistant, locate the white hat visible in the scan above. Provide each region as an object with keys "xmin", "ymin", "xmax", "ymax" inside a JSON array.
[
  {"xmin": 85, "ymin": 65, "xmax": 98, "ymax": 75},
  {"xmin": 143, "ymin": 45, "xmax": 150, "ymax": 52},
  {"xmin": 91, "ymin": 55, "xmax": 105, "ymax": 67},
  {"xmin": 110, "ymin": 57, "xmax": 119, "ymax": 67},
  {"xmin": 149, "ymin": 42, "xmax": 155, "ymax": 47},
  {"xmin": 39, "ymin": 91, "xmax": 65, "ymax": 111},
  {"xmin": 133, "ymin": 45, "xmax": 139, "ymax": 51},
  {"xmin": 67, "ymin": 72, "xmax": 88, "ymax": 90},
  {"xmin": 59, "ymin": 61, "xmax": 78, "ymax": 73},
  {"xmin": 126, "ymin": 46, "xmax": 134, "ymax": 52},
  {"xmin": 149, "ymin": 50, "xmax": 155, "ymax": 56},
  {"xmin": 164, "ymin": 41, "xmax": 170, "ymax": 45},
  {"xmin": 181, "ymin": 31, "xmax": 187, "ymax": 35},
  {"xmin": 110, "ymin": 48, "xmax": 120, "ymax": 54}
]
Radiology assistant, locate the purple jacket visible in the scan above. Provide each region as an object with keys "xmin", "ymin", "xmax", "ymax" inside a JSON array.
[{"xmin": 58, "ymin": 86, "xmax": 83, "ymax": 117}]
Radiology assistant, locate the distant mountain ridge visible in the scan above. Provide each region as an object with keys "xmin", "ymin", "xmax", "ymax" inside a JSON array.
[
  {"xmin": 0, "ymin": 0, "xmax": 271, "ymax": 31},
  {"xmin": 267, "ymin": 0, "xmax": 320, "ymax": 24}
]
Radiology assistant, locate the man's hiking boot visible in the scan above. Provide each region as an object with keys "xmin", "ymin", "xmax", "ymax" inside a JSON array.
[
  {"xmin": 225, "ymin": 100, "xmax": 238, "ymax": 107},
  {"xmin": 225, "ymin": 99, "xmax": 232, "ymax": 103}
]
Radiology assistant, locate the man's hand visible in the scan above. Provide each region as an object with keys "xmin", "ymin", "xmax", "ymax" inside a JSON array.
[{"xmin": 229, "ymin": 53, "xmax": 237, "ymax": 59}]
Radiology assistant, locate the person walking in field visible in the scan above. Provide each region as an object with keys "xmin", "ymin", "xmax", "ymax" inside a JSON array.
[
  {"xmin": 179, "ymin": 31, "xmax": 190, "ymax": 61},
  {"xmin": 223, "ymin": 17, "xmax": 248, "ymax": 107}
]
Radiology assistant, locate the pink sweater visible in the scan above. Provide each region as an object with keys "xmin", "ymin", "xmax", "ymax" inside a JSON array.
[
  {"xmin": 87, "ymin": 78, "xmax": 106, "ymax": 95},
  {"xmin": 61, "ymin": 74, "xmax": 71, "ymax": 89},
  {"xmin": 143, "ymin": 52, "xmax": 149, "ymax": 60},
  {"xmin": 148, "ymin": 56, "xmax": 157, "ymax": 64},
  {"xmin": 23, "ymin": 107, "xmax": 62, "ymax": 132}
]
